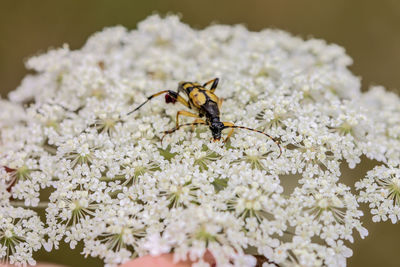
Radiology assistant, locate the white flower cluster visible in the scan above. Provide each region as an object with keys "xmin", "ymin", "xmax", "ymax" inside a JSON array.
[
  {"xmin": 1, "ymin": 15, "xmax": 399, "ymax": 266},
  {"xmin": 0, "ymin": 182, "xmax": 44, "ymax": 266},
  {"xmin": 356, "ymin": 165, "xmax": 400, "ymax": 223}
]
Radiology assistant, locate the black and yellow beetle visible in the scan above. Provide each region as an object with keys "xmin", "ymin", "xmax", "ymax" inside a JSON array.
[{"xmin": 128, "ymin": 78, "xmax": 282, "ymax": 157}]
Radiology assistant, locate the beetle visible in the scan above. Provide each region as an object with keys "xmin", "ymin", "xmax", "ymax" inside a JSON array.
[{"xmin": 127, "ymin": 78, "xmax": 282, "ymax": 157}]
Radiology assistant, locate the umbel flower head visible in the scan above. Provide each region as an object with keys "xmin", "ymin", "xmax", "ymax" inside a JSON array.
[{"xmin": 1, "ymin": 15, "xmax": 399, "ymax": 267}]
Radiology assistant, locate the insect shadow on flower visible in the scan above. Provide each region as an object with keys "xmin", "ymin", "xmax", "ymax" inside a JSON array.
[{"xmin": 127, "ymin": 78, "xmax": 282, "ymax": 157}]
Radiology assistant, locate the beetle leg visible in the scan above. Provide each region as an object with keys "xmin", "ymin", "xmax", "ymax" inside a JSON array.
[
  {"xmin": 222, "ymin": 122, "xmax": 235, "ymax": 143},
  {"xmin": 218, "ymin": 97, "xmax": 224, "ymax": 110},
  {"xmin": 191, "ymin": 118, "xmax": 206, "ymax": 131},
  {"xmin": 189, "ymin": 118, "xmax": 206, "ymax": 140},
  {"xmin": 127, "ymin": 90, "xmax": 191, "ymax": 115},
  {"xmin": 161, "ymin": 121, "xmax": 207, "ymax": 145},
  {"xmin": 176, "ymin": 110, "xmax": 201, "ymax": 128},
  {"xmin": 174, "ymin": 94, "xmax": 191, "ymax": 108},
  {"xmin": 203, "ymin": 78, "xmax": 219, "ymax": 92},
  {"xmin": 127, "ymin": 90, "xmax": 169, "ymax": 115}
]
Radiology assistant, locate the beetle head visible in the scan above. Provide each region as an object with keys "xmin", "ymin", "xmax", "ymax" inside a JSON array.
[{"xmin": 210, "ymin": 121, "xmax": 224, "ymax": 141}]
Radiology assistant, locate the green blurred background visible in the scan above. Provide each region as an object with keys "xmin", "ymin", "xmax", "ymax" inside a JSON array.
[{"xmin": 0, "ymin": 0, "xmax": 399, "ymax": 266}]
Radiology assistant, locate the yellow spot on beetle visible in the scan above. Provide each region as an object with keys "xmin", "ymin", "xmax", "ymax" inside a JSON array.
[
  {"xmin": 205, "ymin": 91, "xmax": 219, "ymax": 103},
  {"xmin": 184, "ymin": 83, "xmax": 193, "ymax": 89},
  {"xmin": 190, "ymin": 88, "xmax": 206, "ymax": 107}
]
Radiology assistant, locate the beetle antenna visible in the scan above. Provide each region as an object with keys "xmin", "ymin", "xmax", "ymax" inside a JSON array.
[{"xmin": 223, "ymin": 125, "xmax": 282, "ymax": 158}]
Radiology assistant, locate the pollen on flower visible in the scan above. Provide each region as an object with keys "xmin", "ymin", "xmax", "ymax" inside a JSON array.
[{"xmin": 0, "ymin": 14, "xmax": 399, "ymax": 267}]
